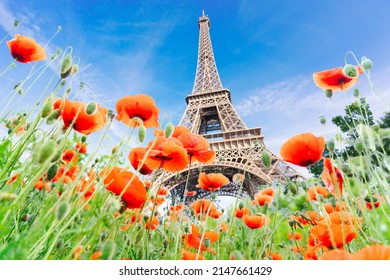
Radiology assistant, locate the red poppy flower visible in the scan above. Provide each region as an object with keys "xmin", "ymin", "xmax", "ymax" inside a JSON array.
[
  {"xmin": 177, "ymin": 133, "xmax": 216, "ymax": 163},
  {"xmin": 61, "ymin": 98, "xmax": 108, "ymax": 135},
  {"xmin": 197, "ymin": 172, "xmax": 229, "ymax": 192},
  {"xmin": 145, "ymin": 136, "xmax": 189, "ymax": 172},
  {"xmin": 116, "ymin": 94, "xmax": 159, "ymax": 128},
  {"xmin": 183, "ymin": 224, "xmax": 219, "ymax": 252},
  {"xmin": 242, "ymin": 214, "xmax": 269, "ymax": 229},
  {"xmin": 321, "ymin": 158, "xmax": 343, "ymax": 197},
  {"xmin": 145, "ymin": 216, "xmax": 160, "ymax": 230},
  {"xmin": 191, "ymin": 199, "xmax": 217, "ymax": 216},
  {"xmin": 101, "ymin": 166, "xmax": 147, "ymax": 209},
  {"xmin": 74, "ymin": 142, "xmax": 87, "ymax": 154},
  {"xmin": 186, "ymin": 191, "xmax": 197, "ymax": 197},
  {"xmin": 288, "ymin": 232, "xmax": 303, "ymax": 241},
  {"xmin": 76, "ymin": 170, "xmax": 96, "ymax": 200},
  {"xmin": 34, "ymin": 179, "xmax": 51, "ymax": 192},
  {"xmin": 280, "ymin": 133, "xmax": 325, "ymax": 167},
  {"xmin": 306, "ymin": 185, "xmax": 330, "ymax": 201},
  {"xmin": 61, "ymin": 149, "xmax": 79, "ymax": 163},
  {"xmin": 7, "ymin": 34, "xmax": 46, "ymax": 63},
  {"xmin": 235, "ymin": 207, "xmax": 250, "ymax": 218},
  {"xmin": 319, "ymin": 249, "xmax": 352, "ymax": 260},
  {"xmin": 313, "ymin": 66, "xmax": 361, "ymax": 92},
  {"xmin": 128, "ymin": 147, "xmax": 153, "ymax": 175}
]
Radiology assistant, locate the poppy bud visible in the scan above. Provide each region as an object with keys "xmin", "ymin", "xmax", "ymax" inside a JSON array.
[
  {"xmin": 14, "ymin": 20, "xmax": 20, "ymax": 27},
  {"xmin": 353, "ymin": 89, "xmax": 360, "ymax": 98},
  {"xmin": 101, "ymin": 240, "xmax": 116, "ymax": 260},
  {"xmin": 112, "ymin": 144, "xmax": 119, "ymax": 155},
  {"xmin": 289, "ymin": 182, "xmax": 298, "ymax": 195},
  {"xmin": 38, "ymin": 140, "xmax": 57, "ymax": 163},
  {"xmin": 341, "ymin": 163, "xmax": 352, "ymax": 174},
  {"xmin": 343, "ymin": 64, "xmax": 358, "ymax": 78},
  {"xmin": 325, "ymin": 89, "xmax": 333, "ymax": 99},
  {"xmin": 56, "ymin": 240, "xmax": 64, "ymax": 249},
  {"xmin": 81, "ymin": 136, "xmax": 87, "ymax": 143},
  {"xmin": 354, "ymin": 141, "xmax": 364, "ymax": 153},
  {"xmin": 319, "ymin": 115, "xmax": 326, "ymax": 125},
  {"xmin": 261, "ymin": 151, "xmax": 271, "ymax": 168},
  {"xmin": 335, "ymin": 133, "xmax": 343, "ymax": 143},
  {"xmin": 17, "ymin": 88, "xmax": 23, "ymax": 95},
  {"xmin": 102, "ymin": 213, "xmax": 114, "ymax": 228},
  {"xmin": 56, "ymin": 201, "xmax": 69, "ymax": 220},
  {"xmin": 138, "ymin": 125, "xmax": 146, "ymax": 143},
  {"xmin": 164, "ymin": 122, "xmax": 174, "ymax": 138},
  {"xmin": 85, "ymin": 101, "xmax": 97, "ymax": 115},
  {"xmin": 107, "ymin": 198, "xmax": 121, "ymax": 213},
  {"xmin": 57, "ymin": 26, "xmax": 62, "ymax": 32},
  {"xmin": 41, "ymin": 100, "xmax": 53, "ymax": 118},
  {"xmin": 71, "ymin": 64, "xmax": 79, "ymax": 75},
  {"xmin": 211, "ymin": 193, "xmax": 217, "ymax": 200},
  {"xmin": 0, "ymin": 192, "xmax": 18, "ymax": 201},
  {"xmin": 330, "ymin": 197, "xmax": 337, "ymax": 208},
  {"xmin": 361, "ymin": 56, "xmax": 373, "ymax": 71},
  {"xmin": 203, "ymin": 238, "xmax": 210, "ymax": 248},
  {"xmin": 46, "ymin": 109, "xmax": 61, "ymax": 125},
  {"xmin": 218, "ymin": 155, "xmax": 223, "ymax": 162},
  {"xmin": 60, "ymin": 54, "xmax": 72, "ymax": 79},
  {"xmin": 239, "ymin": 201, "xmax": 244, "ymax": 210},
  {"xmin": 326, "ymin": 139, "xmax": 335, "ymax": 153},
  {"xmin": 47, "ymin": 164, "xmax": 58, "ymax": 181}
]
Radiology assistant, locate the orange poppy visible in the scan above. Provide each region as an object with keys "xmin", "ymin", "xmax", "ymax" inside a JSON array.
[
  {"xmin": 183, "ymin": 224, "xmax": 219, "ymax": 252},
  {"xmin": 61, "ymin": 98, "xmax": 108, "ymax": 135},
  {"xmin": 288, "ymin": 232, "xmax": 303, "ymax": 241},
  {"xmin": 313, "ymin": 66, "xmax": 361, "ymax": 92},
  {"xmin": 101, "ymin": 166, "xmax": 147, "ymax": 209},
  {"xmin": 280, "ymin": 133, "xmax": 325, "ymax": 167},
  {"xmin": 267, "ymin": 251, "xmax": 283, "ymax": 260},
  {"xmin": 219, "ymin": 223, "xmax": 229, "ymax": 233},
  {"xmin": 323, "ymin": 201, "xmax": 348, "ymax": 214},
  {"xmin": 181, "ymin": 249, "xmax": 204, "ymax": 260},
  {"xmin": 186, "ymin": 191, "xmax": 197, "ymax": 197},
  {"xmin": 76, "ymin": 170, "xmax": 96, "ymax": 200},
  {"xmin": 145, "ymin": 216, "xmax": 160, "ymax": 230},
  {"xmin": 128, "ymin": 147, "xmax": 153, "ymax": 175},
  {"xmin": 51, "ymin": 165, "xmax": 80, "ymax": 183},
  {"xmin": 34, "ymin": 179, "xmax": 51, "ymax": 192},
  {"xmin": 145, "ymin": 137, "xmax": 189, "ymax": 172},
  {"xmin": 197, "ymin": 172, "xmax": 229, "ymax": 192},
  {"xmin": 319, "ymin": 249, "xmax": 352, "ymax": 260},
  {"xmin": 7, "ymin": 34, "xmax": 46, "ymax": 63},
  {"xmin": 321, "ymin": 158, "xmax": 343, "ymax": 197},
  {"xmin": 61, "ymin": 149, "xmax": 79, "ymax": 163},
  {"xmin": 235, "ymin": 207, "xmax": 250, "ymax": 218},
  {"xmin": 242, "ymin": 214, "xmax": 269, "ymax": 229},
  {"xmin": 6, "ymin": 173, "xmax": 23, "ymax": 185},
  {"xmin": 306, "ymin": 185, "xmax": 330, "ymax": 201},
  {"xmin": 191, "ymin": 199, "xmax": 217, "ymax": 216},
  {"xmin": 116, "ymin": 94, "xmax": 159, "ymax": 128},
  {"xmin": 353, "ymin": 244, "xmax": 390, "ymax": 260},
  {"xmin": 309, "ymin": 211, "xmax": 361, "ymax": 249},
  {"xmin": 90, "ymin": 251, "xmax": 103, "ymax": 260},
  {"xmin": 157, "ymin": 187, "xmax": 169, "ymax": 196},
  {"xmin": 177, "ymin": 133, "xmax": 216, "ymax": 163},
  {"xmin": 74, "ymin": 142, "xmax": 87, "ymax": 154}
]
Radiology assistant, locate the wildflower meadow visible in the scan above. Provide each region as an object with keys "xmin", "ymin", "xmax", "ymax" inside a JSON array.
[{"xmin": 0, "ymin": 20, "xmax": 390, "ymax": 262}]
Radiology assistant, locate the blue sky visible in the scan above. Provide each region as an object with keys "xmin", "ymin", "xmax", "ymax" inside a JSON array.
[{"xmin": 0, "ymin": 0, "xmax": 389, "ymax": 176}]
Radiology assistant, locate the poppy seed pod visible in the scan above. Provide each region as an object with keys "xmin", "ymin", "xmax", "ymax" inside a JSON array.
[
  {"xmin": 138, "ymin": 125, "xmax": 146, "ymax": 143},
  {"xmin": 319, "ymin": 115, "xmax": 326, "ymax": 125},
  {"xmin": 261, "ymin": 151, "xmax": 271, "ymax": 168},
  {"xmin": 164, "ymin": 122, "xmax": 174, "ymax": 138},
  {"xmin": 343, "ymin": 64, "xmax": 358, "ymax": 78},
  {"xmin": 354, "ymin": 141, "xmax": 364, "ymax": 153},
  {"xmin": 46, "ymin": 164, "xmax": 58, "ymax": 181},
  {"xmin": 341, "ymin": 163, "xmax": 352, "ymax": 175},
  {"xmin": 361, "ymin": 56, "xmax": 373, "ymax": 71},
  {"xmin": 325, "ymin": 89, "xmax": 333, "ymax": 98},
  {"xmin": 60, "ymin": 54, "xmax": 72, "ymax": 78},
  {"xmin": 56, "ymin": 201, "xmax": 69, "ymax": 220},
  {"xmin": 85, "ymin": 101, "xmax": 97, "ymax": 115},
  {"xmin": 46, "ymin": 109, "xmax": 61, "ymax": 125}
]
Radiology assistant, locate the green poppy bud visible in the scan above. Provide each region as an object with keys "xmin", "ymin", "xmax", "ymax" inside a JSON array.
[
  {"xmin": 353, "ymin": 89, "xmax": 360, "ymax": 98},
  {"xmin": 239, "ymin": 201, "xmax": 244, "ymax": 210},
  {"xmin": 361, "ymin": 56, "xmax": 373, "ymax": 71},
  {"xmin": 41, "ymin": 100, "xmax": 53, "ymax": 118},
  {"xmin": 81, "ymin": 136, "xmax": 87, "ymax": 143},
  {"xmin": 138, "ymin": 125, "xmax": 146, "ymax": 143},
  {"xmin": 343, "ymin": 64, "xmax": 358, "ymax": 78},
  {"xmin": 56, "ymin": 201, "xmax": 69, "ymax": 220},
  {"xmin": 326, "ymin": 139, "xmax": 335, "ymax": 153},
  {"xmin": 71, "ymin": 64, "xmax": 79, "ymax": 75},
  {"xmin": 38, "ymin": 140, "xmax": 57, "ymax": 163},
  {"xmin": 354, "ymin": 141, "xmax": 364, "ymax": 153},
  {"xmin": 164, "ymin": 122, "xmax": 174, "ymax": 138},
  {"xmin": 203, "ymin": 238, "xmax": 210, "ymax": 248},
  {"xmin": 14, "ymin": 20, "xmax": 20, "ymax": 27},
  {"xmin": 261, "ymin": 151, "xmax": 271, "ymax": 168},
  {"xmin": 46, "ymin": 109, "xmax": 61, "ymax": 125},
  {"xmin": 85, "ymin": 101, "xmax": 97, "ymax": 115},
  {"xmin": 289, "ymin": 182, "xmax": 298, "ymax": 195},
  {"xmin": 60, "ymin": 55, "xmax": 72, "ymax": 79},
  {"xmin": 47, "ymin": 164, "xmax": 58, "ymax": 181},
  {"xmin": 319, "ymin": 115, "xmax": 326, "ymax": 125},
  {"xmin": 101, "ymin": 240, "xmax": 116, "ymax": 260},
  {"xmin": 341, "ymin": 163, "xmax": 352, "ymax": 175}
]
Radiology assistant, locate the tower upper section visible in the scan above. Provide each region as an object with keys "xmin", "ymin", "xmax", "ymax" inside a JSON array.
[{"xmin": 192, "ymin": 12, "xmax": 224, "ymax": 95}]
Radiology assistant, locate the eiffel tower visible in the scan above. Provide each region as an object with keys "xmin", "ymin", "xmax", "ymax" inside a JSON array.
[{"xmin": 162, "ymin": 12, "xmax": 303, "ymax": 204}]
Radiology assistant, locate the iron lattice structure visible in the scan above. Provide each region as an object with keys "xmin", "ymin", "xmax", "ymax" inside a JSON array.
[{"xmin": 159, "ymin": 13, "xmax": 303, "ymax": 205}]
